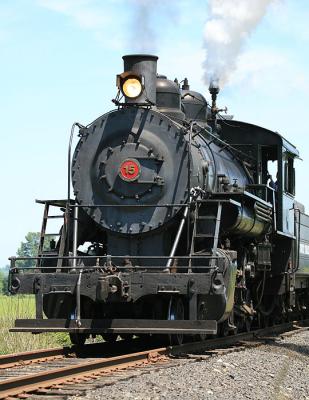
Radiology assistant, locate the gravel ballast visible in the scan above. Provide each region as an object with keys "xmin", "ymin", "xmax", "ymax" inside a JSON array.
[{"xmin": 70, "ymin": 329, "xmax": 309, "ymax": 400}]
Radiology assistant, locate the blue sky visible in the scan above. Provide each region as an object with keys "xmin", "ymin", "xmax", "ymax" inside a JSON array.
[{"xmin": 1, "ymin": 0, "xmax": 309, "ymax": 267}]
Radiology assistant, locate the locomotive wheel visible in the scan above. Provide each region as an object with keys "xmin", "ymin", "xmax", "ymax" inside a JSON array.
[
  {"xmin": 218, "ymin": 320, "xmax": 229, "ymax": 337},
  {"xmin": 245, "ymin": 317, "xmax": 252, "ymax": 332},
  {"xmin": 258, "ymin": 313, "xmax": 271, "ymax": 328},
  {"xmin": 69, "ymin": 333, "xmax": 87, "ymax": 346},
  {"xmin": 196, "ymin": 300, "xmax": 208, "ymax": 341},
  {"xmin": 235, "ymin": 317, "xmax": 244, "ymax": 333},
  {"xmin": 167, "ymin": 296, "xmax": 184, "ymax": 345},
  {"xmin": 101, "ymin": 333, "xmax": 118, "ymax": 343}
]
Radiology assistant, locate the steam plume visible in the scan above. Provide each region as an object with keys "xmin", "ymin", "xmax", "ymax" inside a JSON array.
[
  {"xmin": 203, "ymin": 0, "xmax": 275, "ymax": 86},
  {"xmin": 130, "ymin": 0, "xmax": 156, "ymax": 52},
  {"xmin": 129, "ymin": 0, "xmax": 177, "ymax": 53}
]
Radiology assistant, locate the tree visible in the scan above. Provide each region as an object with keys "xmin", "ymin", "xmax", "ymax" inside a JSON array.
[
  {"xmin": 16, "ymin": 232, "xmax": 55, "ymax": 269},
  {"xmin": 0, "ymin": 266, "xmax": 9, "ymax": 295}
]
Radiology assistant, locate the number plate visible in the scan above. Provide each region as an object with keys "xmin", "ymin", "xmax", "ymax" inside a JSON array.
[{"xmin": 119, "ymin": 159, "xmax": 141, "ymax": 182}]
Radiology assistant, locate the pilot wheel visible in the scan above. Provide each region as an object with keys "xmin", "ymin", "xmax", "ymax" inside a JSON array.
[{"xmin": 167, "ymin": 296, "xmax": 184, "ymax": 345}]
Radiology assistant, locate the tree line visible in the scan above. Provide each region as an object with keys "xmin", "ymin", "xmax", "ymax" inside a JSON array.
[{"xmin": 0, "ymin": 232, "xmax": 54, "ymax": 295}]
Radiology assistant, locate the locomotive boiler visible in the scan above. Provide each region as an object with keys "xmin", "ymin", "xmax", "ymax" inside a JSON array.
[{"xmin": 9, "ymin": 54, "xmax": 309, "ymax": 345}]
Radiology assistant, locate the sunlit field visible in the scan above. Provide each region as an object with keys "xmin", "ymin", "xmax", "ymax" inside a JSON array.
[{"xmin": 0, "ymin": 295, "xmax": 70, "ymax": 355}]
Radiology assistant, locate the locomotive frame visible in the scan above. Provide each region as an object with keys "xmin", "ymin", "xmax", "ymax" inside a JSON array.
[{"xmin": 8, "ymin": 54, "xmax": 309, "ymax": 345}]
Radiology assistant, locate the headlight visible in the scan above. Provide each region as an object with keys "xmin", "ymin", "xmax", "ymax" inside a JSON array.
[{"xmin": 122, "ymin": 77, "xmax": 142, "ymax": 99}]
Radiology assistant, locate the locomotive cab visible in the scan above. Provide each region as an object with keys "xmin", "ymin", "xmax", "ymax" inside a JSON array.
[{"xmin": 219, "ymin": 120, "xmax": 299, "ymax": 236}]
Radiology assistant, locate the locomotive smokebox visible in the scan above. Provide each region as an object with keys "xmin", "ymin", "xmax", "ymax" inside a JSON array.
[{"xmin": 122, "ymin": 54, "xmax": 158, "ymax": 105}]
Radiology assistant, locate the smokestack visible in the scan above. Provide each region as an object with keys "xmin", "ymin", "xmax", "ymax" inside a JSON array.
[{"xmin": 122, "ymin": 54, "xmax": 158, "ymax": 105}]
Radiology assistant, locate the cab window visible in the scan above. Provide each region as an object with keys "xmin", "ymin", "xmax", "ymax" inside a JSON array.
[{"xmin": 284, "ymin": 157, "xmax": 295, "ymax": 195}]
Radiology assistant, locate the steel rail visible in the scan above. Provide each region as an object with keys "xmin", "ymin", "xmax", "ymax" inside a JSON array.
[
  {"xmin": 0, "ymin": 348, "xmax": 168, "ymax": 399},
  {"xmin": 1, "ymin": 320, "xmax": 308, "ymax": 398},
  {"xmin": 168, "ymin": 319, "xmax": 309, "ymax": 356},
  {"xmin": 0, "ymin": 339, "xmax": 153, "ymax": 370},
  {"xmin": 0, "ymin": 347, "xmax": 70, "ymax": 370}
]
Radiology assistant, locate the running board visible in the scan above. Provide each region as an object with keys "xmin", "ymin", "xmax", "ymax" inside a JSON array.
[{"xmin": 11, "ymin": 319, "xmax": 217, "ymax": 335}]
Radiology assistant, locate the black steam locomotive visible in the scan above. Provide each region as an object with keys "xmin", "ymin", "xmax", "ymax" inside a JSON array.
[{"xmin": 9, "ymin": 55, "xmax": 309, "ymax": 345}]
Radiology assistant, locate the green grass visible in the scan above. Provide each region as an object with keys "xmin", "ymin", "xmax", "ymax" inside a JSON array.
[{"xmin": 0, "ymin": 295, "xmax": 70, "ymax": 355}]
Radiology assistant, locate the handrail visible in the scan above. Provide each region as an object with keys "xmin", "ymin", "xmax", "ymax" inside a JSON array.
[
  {"xmin": 67, "ymin": 123, "xmax": 85, "ymax": 205},
  {"xmin": 9, "ymin": 253, "xmax": 223, "ymax": 272},
  {"xmin": 9, "ymin": 254, "xmax": 223, "ymax": 261},
  {"xmin": 36, "ymin": 201, "xmax": 190, "ymax": 208}
]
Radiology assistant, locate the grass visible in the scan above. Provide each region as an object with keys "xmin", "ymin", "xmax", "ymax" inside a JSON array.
[{"xmin": 0, "ymin": 295, "xmax": 71, "ymax": 355}]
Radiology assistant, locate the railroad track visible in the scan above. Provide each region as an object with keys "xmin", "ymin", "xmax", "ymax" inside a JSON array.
[
  {"xmin": 0, "ymin": 347, "xmax": 71, "ymax": 370},
  {"xmin": 0, "ymin": 337, "xmax": 163, "ymax": 370},
  {"xmin": 0, "ymin": 348, "xmax": 169, "ymax": 399},
  {"xmin": 1, "ymin": 319, "xmax": 308, "ymax": 399},
  {"xmin": 169, "ymin": 319, "xmax": 309, "ymax": 356}
]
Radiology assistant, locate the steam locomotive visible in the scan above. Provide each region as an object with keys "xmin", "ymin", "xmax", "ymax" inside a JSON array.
[{"xmin": 9, "ymin": 54, "xmax": 309, "ymax": 345}]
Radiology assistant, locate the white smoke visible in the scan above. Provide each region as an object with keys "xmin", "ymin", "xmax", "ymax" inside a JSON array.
[
  {"xmin": 129, "ymin": 0, "xmax": 177, "ymax": 53},
  {"xmin": 130, "ymin": 0, "xmax": 156, "ymax": 53},
  {"xmin": 203, "ymin": 0, "xmax": 275, "ymax": 86}
]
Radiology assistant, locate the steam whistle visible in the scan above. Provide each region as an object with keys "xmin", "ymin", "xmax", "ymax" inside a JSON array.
[
  {"xmin": 209, "ymin": 79, "xmax": 220, "ymax": 118},
  {"xmin": 208, "ymin": 79, "xmax": 227, "ymax": 133}
]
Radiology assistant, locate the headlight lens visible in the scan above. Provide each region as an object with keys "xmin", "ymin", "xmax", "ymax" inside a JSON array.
[{"xmin": 122, "ymin": 78, "xmax": 142, "ymax": 98}]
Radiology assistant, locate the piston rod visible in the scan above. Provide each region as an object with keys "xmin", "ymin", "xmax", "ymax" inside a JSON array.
[{"xmin": 166, "ymin": 198, "xmax": 191, "ymax": 268}]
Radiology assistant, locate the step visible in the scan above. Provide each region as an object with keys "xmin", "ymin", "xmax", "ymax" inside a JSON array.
[
  {"xmin": 196, "ymin": 216, "xmax": 218, "ymax": 220},
  {"xmin": 197, "ymin": 199, "xmax": 222, "ymax": 203},
  {"xmin": 194, "ymin": 233, "xmax": 215, "ymax": 238},
  {"xmin": 191, "ymin": 252, "xmax": 213, "ymax": 257}
]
